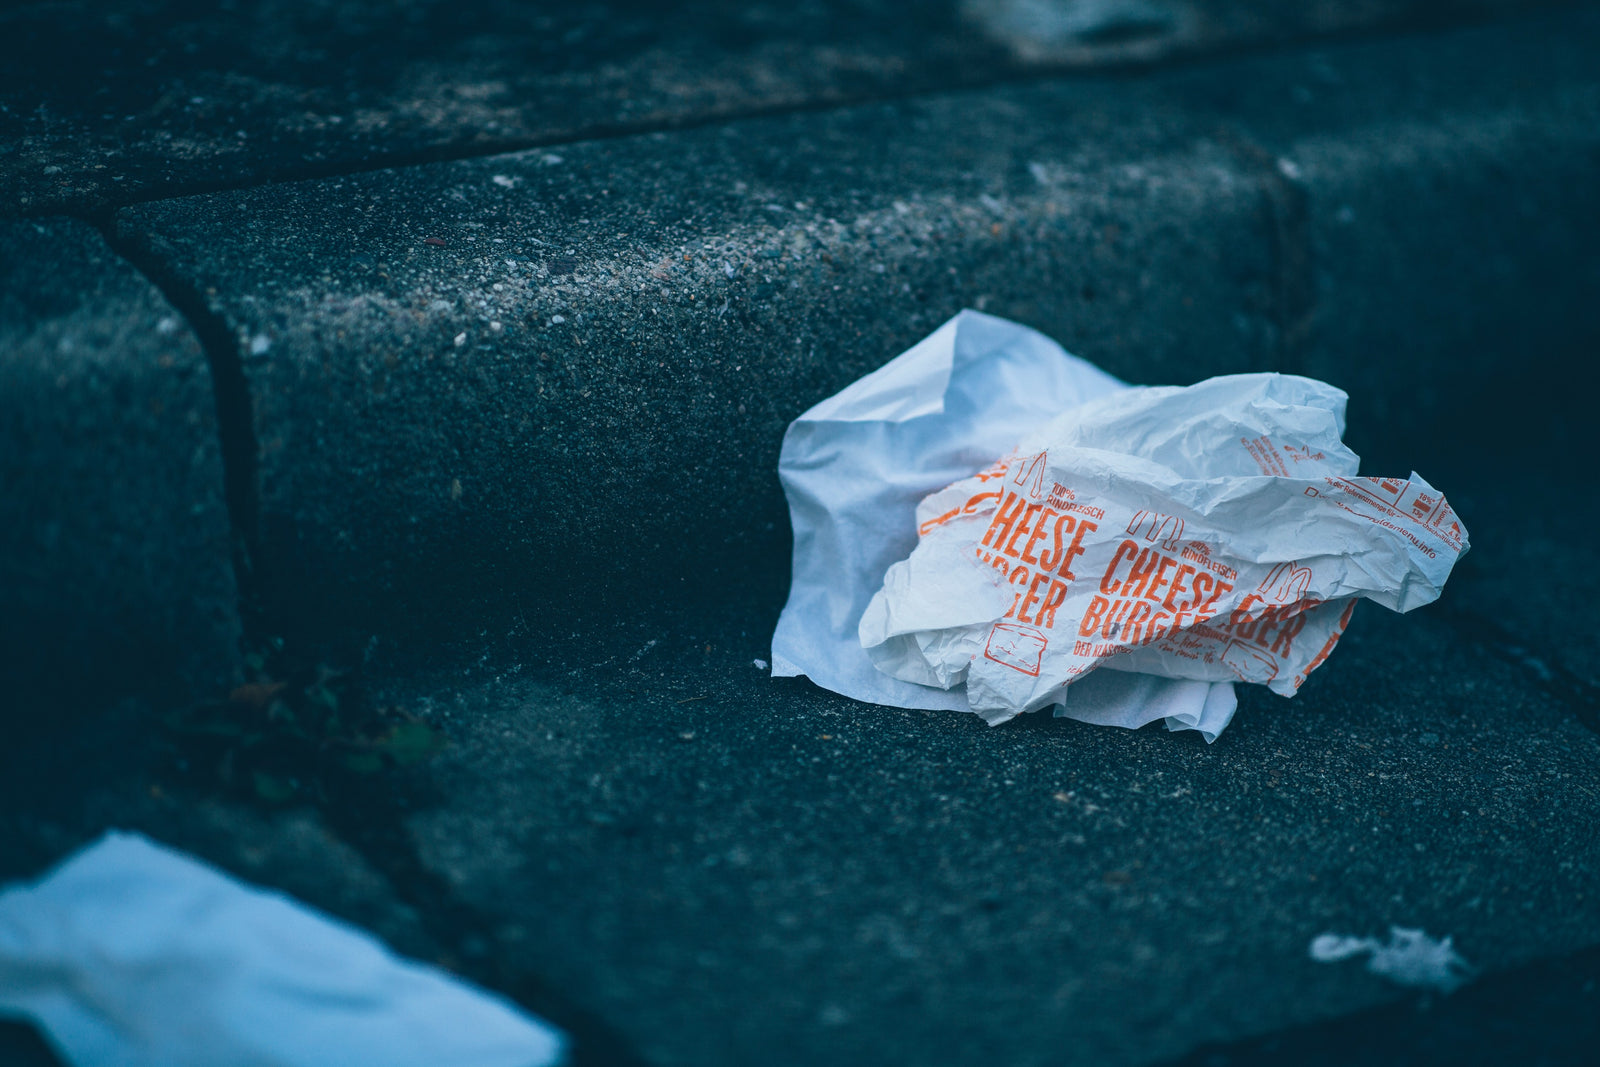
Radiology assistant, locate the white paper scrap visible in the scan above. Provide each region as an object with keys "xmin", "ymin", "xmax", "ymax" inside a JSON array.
[
  {"xmin": 0, "ymin": 832, "xmax": 566, "ymax": 1067},
  {"xmin": 860, "ymin": 370, "xmax": 1468, "ymax": 725},
  {"xmin": 1310, "ymin": 927, "xmax": 1475, "ymax": 993},
  {"xmin": 771, "ymin": 310, "xmax": 1237, "ymax": 739}
]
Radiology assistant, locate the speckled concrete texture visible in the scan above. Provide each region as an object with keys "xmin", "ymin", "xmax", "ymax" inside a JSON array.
[
  {"xmin": 117, "ymin": 11, "xmax": 1600, "ymax": 666},
  {"xmin": 0, "ymin": 217, "xmax": 240, "ymax": 718},
  {"xmin": 379, "ymin": 591, "xmax": 1599, "ymax": 1067},
  {"xmin": 1161, "ymin": 13, "xmax": 1600, "ymax": 464},
  {"xmin": 120, "ymin": 73, "xmax": 1278, "ymax": 656},
  {"xmin": 2, "ymin": 0, "xmax": 1567, "ymax": 215},
  {"xmin": 2, "ymin": 5, "xmax": 1598, "ymax": 1066}
]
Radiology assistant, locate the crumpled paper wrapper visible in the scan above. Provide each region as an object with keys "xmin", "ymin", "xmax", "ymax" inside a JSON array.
[
  {"xmin": 860, "ymin": 369, "xmax": 1469, "ymax": 724},
  {"xmin": 772, "ymin": 310, "xmax": 1237, "ymax": 739}
]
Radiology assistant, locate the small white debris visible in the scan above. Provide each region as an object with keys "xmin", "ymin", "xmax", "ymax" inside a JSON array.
[
  {"xmin": 453, "ymin": 332, "xmax": 467, "ymax": 347},
  {"xmin": 489, "ymin": 321, "xmax": 503, "ymax": 333},
  {"xmin": 549, "ymin": 315, "xmax": 566, "ymax": 325},
  {"xmin": 248, "ymin": 334, "xmax": 271, "ymax": 356},
  {"xmin": 1309, "ymin": 934, "xmax": 1373, "ymax": 962},
  {"xmin": 1277, "ymin": 157, "xmax": 1304, "ymax": 181},
  {"xmin": 753, "ymin": 659, "xmax": 768, "ymax": 670},
  {"xmin": 1310, "ymin": 927, "xmax": 1474, "ymax": 993},
  {"xmin": 156, "ymin": 316, "xmax": 180, "ymax": 336},
  {"xmin": 42, "ymin": 165, "xmax": 62, "ymax": 175},
  {"xmin": 492, "ymin": 175, "xmax": 519, "ymax": 188},
  {"xmin": 541, "ymin": 154, "xmax": 564, "ymax": 166}
]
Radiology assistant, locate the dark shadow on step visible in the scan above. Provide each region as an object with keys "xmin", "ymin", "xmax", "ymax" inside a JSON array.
[{"xmin": 1165, "ymin": 940, "xmax": 1600, "ymax": 1067}]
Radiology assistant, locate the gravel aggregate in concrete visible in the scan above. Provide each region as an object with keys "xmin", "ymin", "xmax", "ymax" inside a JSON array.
[{"xmin": 0, "ymin": 217, "xmax": 240, "ymax": 720}]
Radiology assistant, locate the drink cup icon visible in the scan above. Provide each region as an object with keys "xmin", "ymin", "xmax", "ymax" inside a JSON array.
[
  {"xmin": 1010, "ymin": 451, "xmax": 1048, "ymax": 500},
  {"xmin": 1258, "ymin": 561, "xmax": 1311, "ymax": 604}
]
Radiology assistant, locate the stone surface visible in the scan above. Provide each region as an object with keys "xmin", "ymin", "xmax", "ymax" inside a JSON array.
[
  {"xmin": 373, "ymin": 589, "xmax": 1600, "ymax": 1067},
  {"xmin": 1395, "ymin": 355, "xmax": 1600, "ymax": 701},
  {"xmin": 1171, "ymin": 9, "xmax": 1600, "ymax": 466},
  {"xmin": 119, "ymin": 10, "xmax": 1600, "ymax": 666},
  {"xmin": 2, "ymin": 397, "xmax": 1594, "ymax": 1067},
  {"xmin": 0, "ymin": 217, "xmax": 241, "ymax": 720},
  {"xmin": 1, "ymin": 0, "xmax": 1578, "ymax": 215},
  {"xmin": 3, "ymin": 7, "xmax": 1597, "ymax": 1064},
  {"xmin": 121, "ymin": 71, "xmax": 1281, "ymax": 657}
]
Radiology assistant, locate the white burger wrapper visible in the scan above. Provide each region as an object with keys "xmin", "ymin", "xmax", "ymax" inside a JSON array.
[
  {"xmin": 0, "ymin": 832, "xmax": 566, "ymax": 1067},
  {"xmin": 859, "ymin": 366, "xmax": 1469, "ymax": 724},
  {"xmin": 771, "ymin": 310, "xmax": 1238, "ymax": 739}
]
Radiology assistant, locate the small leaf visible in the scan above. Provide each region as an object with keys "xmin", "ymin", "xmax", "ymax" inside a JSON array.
[
  {"xmin": 379, "ymin": 720, "xmax": 447, "ymax": 766},
  {"xmin": 266, "ymin": 700, "xmax": 299, "ymax": 728},
  {"xmin": 229, "ymin": 682, "xmax": 286, "ymax": 710},
  {"xmin": 252, "ymin": 771, "xmax": 297, "ymax": 804},
  {"xmin": 306, "ymin": 682, "xmax": 339, "ymax": 713},
  {"xmin": 340, "ymin": 751, "xmax": 385, "ymax": 775}
]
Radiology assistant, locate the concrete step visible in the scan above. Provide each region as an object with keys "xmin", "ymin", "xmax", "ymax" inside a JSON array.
[
  {"xmin": 3, "ymin": 8, "xmax": 1597, "ymax": 1064},
  {"xmin": 3, "ymin": 0, "xmax": 1579, "ymax": 216},
  {"xmin": 369, "ymin": 601, "xmax": 1600, "ymax": 1067},
  {"xmin": 0, "ymin": 217, "xmax": 240, "ymax": 719},
  {"xmin": 2, "ymin": 421, "xmax": 1596, "ymax": 1065},
  {"xmin": 106, "ymin": 8, "xmax": 1600, "ymax": 666},
  {"xmin": 6, "ymin": 563, "xmax": 1590, "ymax": 1066}
]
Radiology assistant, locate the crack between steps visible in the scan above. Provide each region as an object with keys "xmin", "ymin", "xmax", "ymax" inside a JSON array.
[
  {"xmin": 89, "ymin": 212, "xmax": 265, "ymax": 647},
  {"xmin": 89, "ymin": 215, "xmax": 652, "ymax": 1065}
]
